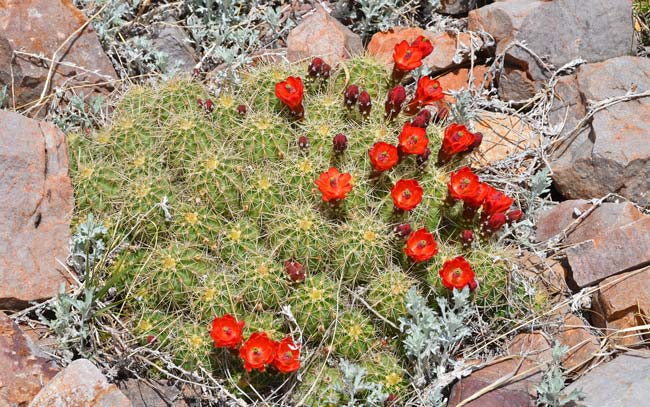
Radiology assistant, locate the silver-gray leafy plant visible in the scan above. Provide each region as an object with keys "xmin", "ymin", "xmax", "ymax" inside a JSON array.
[
  {"xmin": 327, "ymin": 359, "xmax": 389, "ymax": 407},
  {"xmin": 536, "ymin": 342, "xmax": 584, "ymax": 407},
  {"xmin": 68, "ymin": 213, "xmax": 108, "ymax": 279}
]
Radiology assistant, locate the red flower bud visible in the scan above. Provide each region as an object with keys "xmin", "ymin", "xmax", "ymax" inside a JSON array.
[
  {"xmin": 507, "ymin": 209, "xmax": 523, "ymax": 223},
  {"xmin": 146, "ymin": 335, "xmax": 156, "ymax": 344},
  {"xmin": 285, "ymin": 260, "xmax": 305, "ymax": 283},
  {"xmin": 484, "ymin": 212, "xmax": 507, "ymax": 234},
  {"xmin": 416, "ymin": 147, "xmax": 431, "ymax": 166},
  {"xmin": 394, "ymin": 223, "xmax": 412, "ymax": 239},
  {"xmin": 470, "ymin": 131, "xmax": 483, "ymax": 151},
  {"xmin": 298, "ymin": 136, "xmax": 310, "ymax": 150},
  {"xmin": 434, "ymin": 106, "xmax": 449, "ymax": 123},
  {"xmin": 358, "ymin": 91, "xmax": 372, "ymax": 117},
  {"xmin": 332, "ymin": 133, "xmax": 348, "ymax": 153},
  {"xmin": 344, "ymin": 84, "xmax": 360, "ymax": 107},
  {"xmin": 320, "ymin": 63, "xmax": 331, "ymax": 79},
  {"xmin": 411, "ymin": 109, "xmax": 431, "ymax": 128},
  {"xmin": 196, "ymin": 97, "xmax": 204, "ymax": 109},
  {"xmin": 384, "ymin": 85, "xmax": 407, "ymax": 121},
  {"xmin": 308, "ymin": 57, "xmax": 324, "ymax": 78},
  {"xmin": 237, "ymin": 104, "xmax": 247, "ymax": 116},
  {"xmin": 460, "ymin": 230, "xmax": 474, "ymax": 247},
  {"xmin": 204, "ymin": 99, "xmax": 215, "ymax": 113},
  {"xmin": 385, "ymin": 394, "xmax": 398, "ymax": 406}
]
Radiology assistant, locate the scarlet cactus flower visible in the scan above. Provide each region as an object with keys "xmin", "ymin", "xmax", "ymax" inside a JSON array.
[
  {"xmin": 393, "ymin": 40, "xmax": 424, "ymax": 72},
  {"xmin": 412, "ymin": 35, "xmax": 434, "ymax": 58},
  {"xmin": 298, "ymin": 136, "xmax": 310, "ymax": 150},
  {"xmin": 437, "ymin": 123, "xmax": 477, "ymax": 164},
  {"xmin": 391, "ymin": 179, "xmax": 423, "ymax": 211},
  {"xmin": 447, "ymin": 166, "xmax": 481, "ymax": 202},
  {"xmin": 405, "ymin": 77, "xmax": 444, "ymax": 114},
  {"xmin": 481, "ymin": 186, "xmax": 513, "ymax": 216},
  {"xmin": 416, "ymin": 147, "xmax": 431, "ymax": 167},
  {"xmin": 460, "ymin": 230, "xmax": 474, "ymax": 247},
  {"xmin": 358, "ymin": 90, "xmax": 372, "ymax": 117},
  {"xmin": 307, "ymin": 57, "xmax": 324, "ymax": 78},
  {"xmin": 398, "ymin": 123, "xmax": 429, "ymax": 155},
  {"xmin": 411, "ymin": 109, "xmax": 432, "ymax": 128},
  {"xmin": 463, "ymin": 182, "xmax": 488, "ymax": 210},
  {"xmin": 210, "ymin": 314, "xmax": 245, "ymax": 349},
  {"xmin": 507, "ymin": 209, "xmax": 523, "ymax": 223},
  {"xmin": 239, "ymin": 332, "xmax": 277, "ymax": 372},
  {"xmin": 237, "ymin": 104, "xmax": 247, "ymax": 116},
  {"xmin": 275, "ymin": 76, "xmax": 304, "ymax": 118},
  {"xmin": 314, "ymin": 167, "xmax": 353, "ymax": 202},
  {"xmin": 404, "ymin": 228, "xmax": 438, "ymax": 263},
  {"xmin": 332, "ymin": 133, "xmax": 348, "ymax": 154},
  {"xmin": 439, "ymin": 256, "xmax": 478, "ymax": 291},
  {"xmin": 285, "ymin": 259, "xmax": 305, "ymax": 283},
  {"xmin": 394, "ymin": 223, "xmax": 412, "ymax": 239},
  {"xmin": 344, "ymin": 84, "xmax": 360, "ymax": 107},
  {"xmin": 385, "ymin": 85, "xmax": 407, "ymax": 121},
  {"xmin": 273, "ymin": 336, "xmax": 301, "ymax": 373},
  {"xmin": 368, "ymin": 142, "xmax": 399, "ymax": 172}
]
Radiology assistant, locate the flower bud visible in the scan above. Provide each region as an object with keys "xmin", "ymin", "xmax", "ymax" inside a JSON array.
[
  {"xmin": 384, "ymin": 85, "xmax": 406, "ymax": 121},
  {"xmin": 284, "ymin": 260, "xmax": 305, "ymax": 283},
  {"xmin": 411, "ymin": 109, "xmax": 431, "ymax": 128},
  {"xmin": 358, "ymin": 91, "xmax": 372, "ymax": 117},
  {"xmin": 308, "ymin": 57, "xmax": 324, "ymax": 78},
  {"xmin": 434, "ymin": 106, "xmax": 449, "ymax": 123},
  {"xmin": 484, "ymin": 212, "xmax": 507, "ymax": 234},
  {"xmin": 393, "ymin": 223, "xmax": 412, "ymax": 239},
  {"xmin": 507, "ymin": 209, "xmax": 523, "ymax": 223},
  {"xmin": 470, "ymin": 131, "xmax": 483, "ymax": 151},
  {"xmin": 298, "ymin": 136, "xmax": 310, "ymax": 150},
  {"xmin": 460, "ymin": 229, "xmax": 474, "ymax": 247},
  {"xmin": 204, "ymin": 99, "xmax": 215, "ymax": 113},
  {"xmin": 344, "ymin": 84, "xmax": 359, "ymax": 107},
  {"xmin": 332, "ymin": 133, "xmax": 348, "ymax": 153},
  {"xmin": 385, "ymin": 394, "xmax": 398, "ymax": 406},
  {"xmin": 416, "ymin": 147, "xmax": 431, "ymax": 166},
  {"xmin": 237, "ymin": 104, "xmax": 247, "ymax": 116},
  {"xmin": 196, "ymin": 97, "xmax": 204, "ymax": 109},
  {"xmin": 320, "ymin": 63, "xmax": 332, "ymax": 79}
]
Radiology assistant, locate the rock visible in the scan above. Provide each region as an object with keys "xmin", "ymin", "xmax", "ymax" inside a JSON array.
[
  {"xmin": 436, "ymin": 65, "xmax": 491, "ymax": 104},
  {"xmin": 507, "ymin": 332, "xmax": 552, "ymax": 364},
  {"xmin": 470, "ymin": 111, "xmax": 539, "ymax": 166},
  {"xmin": 447, "ymin": 357, "xmax": 540, "ymax": 407},
  {"xmin": 367, "ymin": 28, "xmax": 485, "ymax": 74},
  {"xmin": 548, "ymin": 74, "xmax": 586, "ymax": 138},
  {"xmin": 468, "ymin": 0, "xmax": 634, "ymax": 101},
  {"xmin": 0, "ymin": 110, "xmax": 73, "ymax": 309},
  {"xmin": 0, "ymin": 312, "xmax": 60, "ymax": 407},
  {"xmin": 550, "ymin": 57, "xmax": 650, "ymax": 205},
  {"xmin": 591, "ymin": 267, "xmax": 650, "ymax": 346},
  {"xmin": 28, "ymin": 359, "xmax": 132, "ymax": 407},
  {"xmin": 150, "ymin": 23, "xmax": 198, "ymax": 74},
  {"xmin": 556, "ymin": 314, "xmax": 600, "ymax": 374},
  {"xmin": 497, "ymin": 68, "xmax": 540, "ymax": 102},
  {"xmin": 562, "ymin": 353, "xmax": 650, "ymax": 407},
  {"xmin": 535, "ymin": 200, "xmax": 650, "ymax": 288},
  {"xmin": 119, "ymin": 379, "xmax": 187, "ymax": 407},
  {"xmin": 286, "ymin": 6, "xmax": 362, "ymax": 66},
  {"xmin": 438, "ymin": 0, "xmax": 478, "ymax": 15},
  {"xmin": 517, "ymin": 251, "xmax": 568, "ymax": 294},
  {"xmin": 0, "ymin": 0, "xmax": 117, "ymax": 112}
]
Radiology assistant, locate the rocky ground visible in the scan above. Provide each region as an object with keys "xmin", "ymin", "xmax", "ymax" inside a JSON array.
[{"xmin": 1, "ymin": 0, "xmax": 650, "ymax": 406}]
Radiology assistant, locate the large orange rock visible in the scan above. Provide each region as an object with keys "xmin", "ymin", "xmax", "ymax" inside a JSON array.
[
  {"xmin": 0, "ymin": 312, "xmax": 60, "ymax": 407},
  {"xmin": 0, "ymin": 110, "xmax": 73, "ymax": 309},
  {"xmin": 470, "ymin": 111, "xmax": 539, "ymax": 167},
  {"xmin": 0, "ymin": 0, "xmax": 117, "ymax": 112},
  {"xmin": 435, "ymin": 65, "xmax": 491, "ymax": 104}
]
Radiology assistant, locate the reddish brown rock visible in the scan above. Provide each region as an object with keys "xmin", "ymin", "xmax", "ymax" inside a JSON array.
[
  {"xmin": 436, "ymin": 65, "xmax": 491, "ymax": 104},
  {"xmin": 447, "ymin": 357, "xmax": 541, "ymax": 407},
  {"xmin": 286, "ymin": 6, "xmax": 362, "ymax": 65},
  {"xmin": 0, "ymin": 312, "xmax": 60, "ymax": 407},
  {"xmin": 516, "ymin": 251, "xmax": 568, "ymax": 294},
  {"xmin": 0, "ymin": 110, "xmax": 73, "ymax": 309},
  {"xmin": 591, "ymin": 267, "xmax": 650, "ymax": 346},
  {"xmin": 28, "ymin": 359, "xmax": 132, "ymax": 407},
  {"xmin": 0, "ymin": 0, "xmax": 117, "ymax": 112},
  {"xmin": 557, "ymin": 314, "xmax": 600, "ymax": 374},
  {"xmin": 507, "ymin": 332, "xmax": 552, "ymax": 364},
  {"xmin": 497, "ymin": 68, "xmax": 540, "ymax": 102}
]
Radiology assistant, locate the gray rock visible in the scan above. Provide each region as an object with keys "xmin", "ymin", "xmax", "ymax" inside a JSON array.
[
  {"xmin": 0, "ymin": 110, "xmax": 73, "ymax": 309},
  {"xmin": 151, "ymin": 23, "xmax": 198, "ymax": 74},
  {"xmin": 551, "ymin": 56, "xmax": 650, "ymax": 205},
  {"xmin": 469, "ymin": 0, "xmax": 634, "ymax": 101},
  {"xmin": 438, "ymin": 0, "xmax": 478, "ymax": 15},
  {"xmin": 563, "ymin": 353, "xmax": 650, "ymax": 407},
  {"xmin": 28, "ymin": 359, "xmax": 132, "ymax": 407},
  {"xmin": 119, "ymin": 379, "xmax": 188, "ymax": 407}
]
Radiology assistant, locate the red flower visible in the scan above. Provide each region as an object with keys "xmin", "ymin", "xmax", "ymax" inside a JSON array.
[
  {"xmin": 368, "ymin": 142, "xmax": 399, "ymax": 172},
  {"xmin": 447, "ymin": 166, "xmax": 481, "ymax": 201},
  {"xmin": 314, "ymin": 167, "xmax": 353, "ymax": 202},
  {"xmin": 439, "ymin": 256, "xmax": 478, "ymax": 291},
  {"xmin": 393, "ymin": 40, "xmax": 424, "ymax": 71},
  {"xmin": 398, "ymin": 123, "xmax": 429, "ymax": 155},
  {"xmin": 404, "ymin": 228, "xmax": 438, "ymax": 262},
  {"xmin": 406, "ymin": 77, "xmax": 444, "ymax": 113},
  {"xmin": 391, "ymin": 179, "xmax": 423, "ymax": 211},
  {"xmin": 481, "ymin": 186, "xmax": 513, "ymax": 216},
  {"xmin": 412, "ymin": 35, "xmax": 434, "ymax": 58},
  {"xmin": 438, "ymin": 123, "xmax": 478, "ymax": 164},
  {"xmin": 273, "ymin": 336, "xmax": 301, "ymax": 373},
  {"xmin": 275, "ymin": 76, "xmax": 304, "ymax": 111},
  {"xmin": 385, "ymin": 85, "xmax": 407, "ymax": 120},
  {"xmin": 463, "ymin": 182, "xmax": 488, "ymax": 210},
  {"xmin": 240, "ymin": 332, "xmax": 277, "ymax": 372},
  {"xmin": 210, "ymin": 314, "xmax": 245, "ymax": 349}
]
